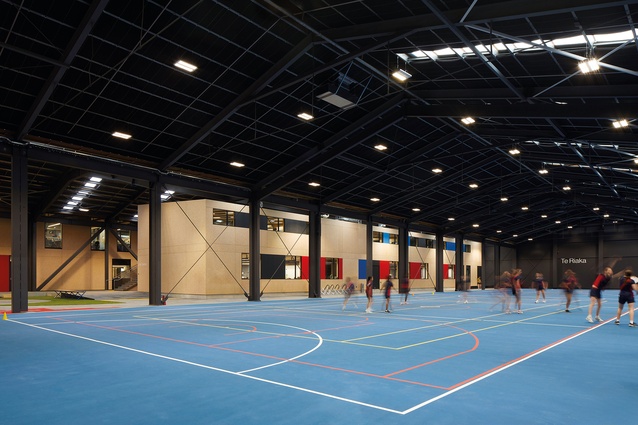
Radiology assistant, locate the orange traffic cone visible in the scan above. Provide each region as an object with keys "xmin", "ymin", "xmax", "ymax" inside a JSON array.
[{"xmin": 2, "ymin": 312, "xmax": 7, "ymax": 320}]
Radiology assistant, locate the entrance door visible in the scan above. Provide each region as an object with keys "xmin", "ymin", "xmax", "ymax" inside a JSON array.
[{"xmin": 0, "ymin": 255, "xmax": 9, "ymax": 292}]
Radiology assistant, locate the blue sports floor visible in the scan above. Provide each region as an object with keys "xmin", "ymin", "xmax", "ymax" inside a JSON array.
[{"xmin": 2, "ymin": 289, "xmax": 636, "ymax": 424}]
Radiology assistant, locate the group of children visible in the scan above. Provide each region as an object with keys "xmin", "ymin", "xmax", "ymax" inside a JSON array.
[
  {"xmin": 342, "ymin": 268, "xmax": 638, "ymax": 326},
  {"xmin": 342, "ymin": 275, "xmax": 410, "ymax": 313},
  {"xmin": 491, "ymin": 266, "xmax": 637, "ymax": 326}
]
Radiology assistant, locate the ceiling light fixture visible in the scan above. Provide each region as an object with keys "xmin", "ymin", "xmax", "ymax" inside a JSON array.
[
  {"xmin": 472, "ymin": 223, "xmax": 479, "ymax": 228},
  {"xmin": 448, "ymin": 217, "xmax": 455, "ymax": 221},
  {"xmin": 174, "ymin": 60, "xmax": 197, "ymax": 72},
  {"xmin": 461, "ymin": 117, "xmax": 475, "ymax": 125},
  {"xmin": 469, "ymin": 183, "xmax": 478, "ymax": 189},
  {"xmin": 374, "ymin": 144, "xmax": 388, "ymax": 151},
  {"xmin": 509, "ymin": 148, "xmax": 520, "ymax": 155},
  {"xmin": 391, "ymin": 69, "xmax": 412, "ymax": 81},
  {"xmin": 297, "ymin": 112, "xmax": 314, "ymax": 121},
  {"xmin": 370, "ymin": 197, "xmax": 380, "ymax": 202},
  {"xmin": 500, "ymin": 196, "xmax": 508, "ymax": 202},
  {"xmin": 539, "ymin": 168, "xmax": 548, "ymax": 174},
  {"xmin": 563, "ymin": 185, "xmax": 571, "ymax": 191},
  {"xmin": 112, "ymin": 131, "xmax": 132, "ymax": 139},
  {"xmin": 308, "ymin": 182, "xmax": 320, "ymax": 187},
  {"xmin": 612, "ymin": 119, "xmax": 629, "ymax": 128},
  {"xmin": 412, "ymin": 208, "xmax": 421, "ymax": 212},
  {"xmin": 432, "ymin": 168, "xmax": 443, "ymax": 173},
  {"xmin": 230, "ymin": 161, "xmax": 245, "ymax": 168},
  {"xmin": 578, "ymin": 58, "xmax": 600, "ymax": 73},
  {"xmin": 521, "ymin": 206, "xmax": 529, "ymax": 210}
]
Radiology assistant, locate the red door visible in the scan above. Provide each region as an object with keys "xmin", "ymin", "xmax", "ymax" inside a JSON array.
[{"xmin": 0, "ymin": 255, "xmax": 10, "ymax": 292}]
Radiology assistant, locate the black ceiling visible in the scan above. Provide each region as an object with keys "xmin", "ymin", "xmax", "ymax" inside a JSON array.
[{"xmin": 1, "ymin": 0, "xmax": 637, "ymax": 242}]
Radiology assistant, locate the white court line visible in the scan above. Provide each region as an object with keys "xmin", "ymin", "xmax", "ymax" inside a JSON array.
[
  {"xmin": 401, "ymin": 318, "xmax": 613, "ymax": 414},
  {"xmin": 6, "ymin": 319, "xmax": 403, "ymax": 414},
  {"xmin": 5, "ymin": 309, "xmax": 623, "ymax": 415}
]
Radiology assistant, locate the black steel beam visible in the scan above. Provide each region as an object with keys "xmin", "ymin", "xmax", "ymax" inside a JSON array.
[
  {"xmin": 254, "ymin": 94, "xmax": 406, "ymax": 198},
  {"xmin": 16, "ymin": 0, "xmax": 110, "ymax": 141},
  {"xmin": 159, "ymin": 35, "xmax": 313, "ymax": 171},
  {"xmin": 405, "ymin": 103, "xmax": 635, "ymax": 119}
]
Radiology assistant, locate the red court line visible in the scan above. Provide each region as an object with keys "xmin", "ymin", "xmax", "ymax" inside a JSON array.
[
  {"xmin": 446, "ymin": 321, "xmax": 604, "ymax": 391},
  {"xmin": 384, "ymin": 323, "xmax": 480, "ymax": 378},
  {"xmin": 46, "ymin": 316, "xmax": 448, "ymax": 389}
]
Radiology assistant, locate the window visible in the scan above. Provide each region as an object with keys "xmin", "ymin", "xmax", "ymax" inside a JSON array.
[
  {"xmin": 325, "ymin": 257, "xmax": 340, "ymax": 279},
  {"xmin": 373, "ymin": 231, "xmax": 382, "ymax": 242},
  {"xmin": 241, "ymin": 253, "xmax": 249, "ymax": 279},
  {"xmin": 45, "ymin": 223, "xmax": 62, "ymax": 249},
  {"xmin": 285, "ymin": 255, "xmax": 301, "ymax": 279},
  {"xmin": 91, "ymin": 227, "xmax": 105, "ymax": 251},
  {"xmin": 213, "ymin": 209, "xmax": 235, "ymax": 226},
  {"xmin": 267, "ymin": 217, "xmax": 284, "ymax": 232},
  {"xmin": 116, "ymin": 230, "xmax": 131, "ymax": 252},
  {"xmin": 420, "ymin": 263, "xmax": 430, "ymax": 279},
  {"xmin": 388, "ymin": 234, "xmax": 398, "ymax": 245},
  {"xmin": 447, "ymin": 264, "xmax": 455, "ymax": 279},
  {"xmin": 389, "ymin": 261, "xmax": 398, "ymax": 279},
  {"xmin": 425, "ymin": 239, "xmax": 435, "ymax": 248},
  {"xmin": 464, "ymin": 244, "xmax": 472, "ymax": 253}
]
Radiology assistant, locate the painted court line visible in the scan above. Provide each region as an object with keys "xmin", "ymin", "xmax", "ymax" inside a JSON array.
[
  {"xmin": 5, "ymin": 304, "xmax": 620, "ymax": 415},
  {"xmin": 7, "ymin": 318, "xmax": 402, "ymax": 414},
  {"xmin": 400, "ymin": 320, "xmax": 609, "ymax": 415}
]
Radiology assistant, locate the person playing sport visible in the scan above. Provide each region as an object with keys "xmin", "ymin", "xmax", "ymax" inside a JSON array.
[
  {"xmin": 586, "ymin": 267, "xmax": 614, "ymax": 323},
  {"xmin": 614, "ymin": 270, "xmax": 638, "ymax": 327},
  {"xmin": 381, "ymin": 275, "xmax": 394, "ymax": 313},
  {"xmin": 534, "ymin": 272, "xmax": 547, "ymax": 304},
  {"xmin": 560, "ymin": 269, "xmax": 579, "ymax": 312},
  {"xmin": 342, "ymin": 277, "xmax": 356, "ymax": 310},
  {"xmin": 365, "ymin": 276, "xmax": 374, "ymax": 313},
  {"xmin": 400, "ymin": 277, "xmax": 410, "ymax": 305},
  {"xmin": 511, "ymin": 268, "xmax": 523, "ymax": 314}
]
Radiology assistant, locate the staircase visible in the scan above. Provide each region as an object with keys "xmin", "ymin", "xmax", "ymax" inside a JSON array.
[{"xmin": 114, "ymin": 265, "xmax": 138, "ymax": 291}]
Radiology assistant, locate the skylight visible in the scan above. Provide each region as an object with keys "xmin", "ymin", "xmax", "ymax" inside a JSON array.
[{"xmin": 400, "ymin": 29, "xmax": 636, "ymax": 61}]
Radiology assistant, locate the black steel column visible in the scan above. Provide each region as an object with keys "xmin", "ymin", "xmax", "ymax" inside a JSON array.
[
  {"xmin": 435, "ymin": 229, "xmax": 444, "ymax": 292},
  {"xmin": 480, "ymin": 237, "xmax": 486, "ymax": 290},
  {"xmin": 149, "ymin": 182, "xmax": 162, "ymax": 305},
  {"xmin": 398, "ymin": 225, "xmax": 408, "ymax": 282},
  {"xmin": 455, "ymin": 233, "xmax": 464, "ymax": 291},
  {"xmin": 308, "ymin": 210, "xmax": 321, "ymax": 298},
  {"xmin": 104, "ymin": 225, "xmax": 110, "ymax": 289},
  {"xmin": 11, "ymin": 147, "xmax": 29, "ymax": 313},
  {"xmin": 248, "ymin": 197, "xmax": 261, "ymax": 301},
  {"xmin": 366, "ymin": 218, "xmax": 373, "ymax": 282}
]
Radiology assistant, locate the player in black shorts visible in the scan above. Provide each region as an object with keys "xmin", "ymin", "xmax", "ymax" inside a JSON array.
[{"xmin": 614, "ymin": 271, "xmax": 638, "ymax": 327}]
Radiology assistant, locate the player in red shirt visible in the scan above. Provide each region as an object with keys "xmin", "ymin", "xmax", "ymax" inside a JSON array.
[{"xmin": 586, "ymin": 267, "xmax": 613, "ymax": 323}]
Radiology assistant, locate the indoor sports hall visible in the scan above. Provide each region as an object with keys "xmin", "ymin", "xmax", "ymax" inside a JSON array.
[{"xmin": 2, "ymin": 288, "xmax": 636, "ymax": 424}]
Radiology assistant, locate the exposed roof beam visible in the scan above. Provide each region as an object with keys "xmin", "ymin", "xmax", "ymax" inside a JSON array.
[
  {"xmin": 254, "ymin": 94, "xmax": 406, "ymax": 198},
  {"xmin": 321, "ymin": 0, "xmax": 630, "ymax": 41},
  {"xmin": 405, "ymin": 103, "xmax": 634, "ymax": 119},
  {"xmin": 32, "ymin": 169, "xmax": 87, "ymax": 221},
  {"xmin": 158, "ymin": 35, "xmax": 313, "ymax": 171},
  {"xmin": 421, "ymin": 0, "xmax": 527, "ymax": 102},
  {"xmin": 466, "ymin": 24, "xmax": 638, "ymax": 78},
  {"xmin": 16, "ymin": 0, "xmax": 110, "ymax": 141},
  {"xmin": 413, "ymin": 85, "xmax": 638, "ymax": 100},
  {"xmin": 0, "ymin": 41, "xmax": 66, "ymax": 68},
  {"xmin": 322, "ymin": 131, "xmax": 461, "ymax": 204}
]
